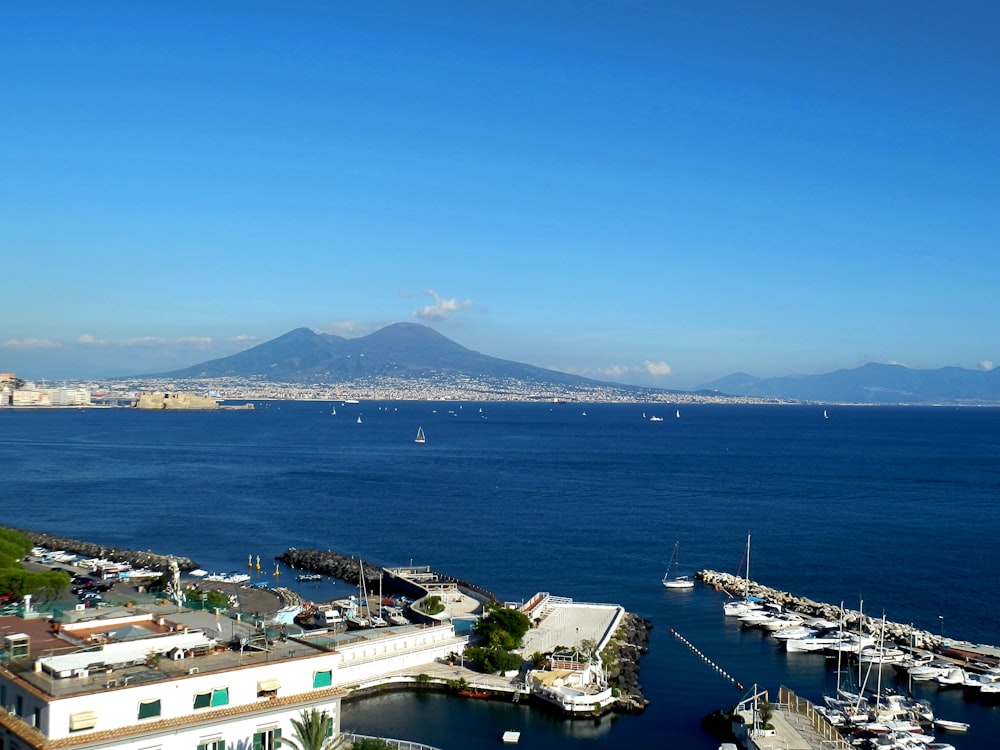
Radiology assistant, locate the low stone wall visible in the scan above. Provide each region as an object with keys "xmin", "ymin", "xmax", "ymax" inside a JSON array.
[
  {"xmin": 698, "ymin": 569, "xmax": 942, "ymax": 649},
  {"xmin": 10, "ymin": 527, "xmax": 199, "ymax": 572}
]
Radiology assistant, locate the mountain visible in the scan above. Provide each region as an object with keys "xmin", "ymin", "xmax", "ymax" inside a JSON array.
[
  {"xmin": 698, "ymin": 362, "xmax": 1000, "ymax": 404},
  {"xmin": 158, "ymin": 323, "xmax": 614, "ymax": 389}
]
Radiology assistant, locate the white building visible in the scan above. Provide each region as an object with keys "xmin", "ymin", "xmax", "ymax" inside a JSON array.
[{"xmin": 0, "ymin": 609, "xmax": 465, "ymax": 750}]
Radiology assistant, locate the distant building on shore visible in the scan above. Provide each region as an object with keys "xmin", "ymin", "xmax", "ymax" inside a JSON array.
[{"xmin": 133, "ymin": 392, "xmax": 221, "ymax": 410}]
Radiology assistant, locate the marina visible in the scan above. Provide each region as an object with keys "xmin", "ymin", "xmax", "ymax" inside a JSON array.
[
  {"xmin": 1, "ymin": 531, "xmax": 655, "ymax": 750},
  {"xmin": 2, "ymin": 401, "xmax": 1000, "ymax": 749}
]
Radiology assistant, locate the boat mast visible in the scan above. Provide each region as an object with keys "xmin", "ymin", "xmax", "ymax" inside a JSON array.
[{"xmin": 744, "ymin": 533, "xmax": 751, "ymax": 599}]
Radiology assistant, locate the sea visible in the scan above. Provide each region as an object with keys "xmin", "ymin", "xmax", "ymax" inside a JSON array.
[{"xmin": 2, "ymin": 401, "xmax": 998, "ymax": 749}]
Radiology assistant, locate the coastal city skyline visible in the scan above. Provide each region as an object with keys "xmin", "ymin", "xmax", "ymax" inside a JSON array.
[{"xmin": 3, "ymin": 2, "xmax": 998, "ymax": 388}]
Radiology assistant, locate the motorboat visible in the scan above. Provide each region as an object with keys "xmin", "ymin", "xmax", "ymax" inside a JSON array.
[
  {"xmin": 770, "ymin": 625, "xmax": 817, "ymax": 641},
  {"xmin": 785, "ymin": 633, "xmax": 847, "ymax": 652},
  {"xmin": 907, "ymin": 662, "xmax": 951, "ymax": 681},
  {"xmin": 858, "ymin": 645, "xmax": 907, "ymax": 665},
  {"xmin": 934, "ymin": 666, "xmax": 968, "ymax": 686},
  {"xmin": 932, "ymin": 718, "xmax": 970, "ymax": 732},
  {"xmin": 758, "ymin": 613, "xmax": 806, "ymax": 632}
]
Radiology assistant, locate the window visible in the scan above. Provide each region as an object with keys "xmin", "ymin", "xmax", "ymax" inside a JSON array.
[
  {"xmin": 137, "ymin": 699, "xmax": 161, "ymax": 720},
  {"xmin": 252, "ymin": 728, "xmax": 281, "ymax": 750},
  {"xmin": 197, "ymin": 740, "xmax": 224, "ymax": 750},
  {"xmin": 193, "ymin": 688, "xmax": 229, "ymax": 709},
  {"xmin": 326, "ymin": 715, "xmax": 334, "ymax": 738},
  {"xmin": 69, "ymin": 710, "xmax": 98, "ymax": 732},
  {"xmin": 313, "ymin": 670, "xmax": 332, "ymax": 688},
  {"xmin": 256, "ymin": 677, "xmax": 280, "ymax": 698}
]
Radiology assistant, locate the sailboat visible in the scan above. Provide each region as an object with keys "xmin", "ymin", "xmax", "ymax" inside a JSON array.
[
  {"xmin": 331, "ymin": 405, "xmax": 336, "ymax": 416},
  {"xmin": 414, "ymin": 426, "xmax": 426, "ymax": 444},
  {"xmin": 662, "ymin": 541, "xmax": 694, "ymax": 589},
  {"xmin": 723, "ymin": 533, "xmax": 762, "ymax": 616},
  {"xmin": 675, "ymin": 409, "xmax": 681, "ymax": 419},
  {"xmin": 356, "ymin": 416, "xmax": 362, "ymax": 424},
  {"xmin": 823, "ymin": 409, "xmax": 829, "ymax": 419}
]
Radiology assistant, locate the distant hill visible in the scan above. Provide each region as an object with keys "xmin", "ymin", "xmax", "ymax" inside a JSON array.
[
  {"xmin": 698, "ymin": 362, "xmax": 1000, "ymax": 404},
  {"xmin": 158, "ymin": 323, "xmax": 618, "ymax": 390}
]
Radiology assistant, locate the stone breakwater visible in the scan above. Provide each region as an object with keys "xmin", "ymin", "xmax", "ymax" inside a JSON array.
[
  {"xmin": 604, "ymin": 613, "xmax": 652, "ymax": 712},
  {"xmin": 698, "ymin": 570, "xmax": 945, "ymax": 650},
  {"xmin": 277, "ymin": 548, "xmax": 497, "ymax": 603},
  {"xmin": 12, "ymin": 527, "xmax": 199, "ymax": 572}
]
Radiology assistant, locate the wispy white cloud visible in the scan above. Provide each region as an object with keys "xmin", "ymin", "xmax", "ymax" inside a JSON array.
[
  {"xmin": 318, "ymin": 320, "xmax": 373, "ymax": 336},
  {"xmin": 980, "ymin": 359, "xmax": 995, "ymax": 371},
  {"xmin": 3, "ymin": 338, "xmax": 61, "ymax": 349},
  {"xmin": 77, "ymin": 334, "xmax": 106, "ymax": 345},
  {"xmin": 643, "ymin": 360, "xmax": 672, "ymax": 378},
  {"xmin": 413, "ymin": 289, "xmax": 473, "ymax": 321},
  {"xmin": 595, "ymin": 365, "xmax": 630, "ymax": 379},
  {"xmin": 565, "ymin": 360, "xmax": 673, "ymax": 382}
]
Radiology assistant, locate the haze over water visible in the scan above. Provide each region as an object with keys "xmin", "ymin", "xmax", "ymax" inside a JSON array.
[{"xmin": 2, "ymin": 402, "xmax": 998, "ymax": 748}]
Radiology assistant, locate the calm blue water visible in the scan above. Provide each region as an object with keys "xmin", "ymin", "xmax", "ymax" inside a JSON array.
[{"xmin": 2, "ymin": 402, "xmax": 998, "ymax": 748}]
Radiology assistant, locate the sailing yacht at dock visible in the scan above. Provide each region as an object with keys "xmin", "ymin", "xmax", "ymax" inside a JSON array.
[{"xmin": 723, "ymin": 534, "xmax": 763, "ymax": 616}]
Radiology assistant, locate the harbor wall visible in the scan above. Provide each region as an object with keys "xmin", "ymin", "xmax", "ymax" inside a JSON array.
[
  {"xmin": 9, "ymin": 527, "xmax": 199, "ymax": 572},
  {"xmin": 277, "ymin": 548, "xmax": 497, "ymax": 603}
]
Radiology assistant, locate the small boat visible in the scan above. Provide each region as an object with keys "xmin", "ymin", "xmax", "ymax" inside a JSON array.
[
  {"xmin": 823, "ymin": 409, "xmax": 828, "ymax": 419},
  {"xmin": 357, "ymin": 416, "xmax": 362, "ymax": 424},
  {"xmin": 296, "ymin": 573, "xmax": 322, "ymax": 582},
  {"xmin": 414, "ymin": 426, "xmax": 426, "ymax": 444},
  {"xmin": 662, "ymin": 541, "xmax": 694, "ymax": 589},
  {"xmin": 675, "ymin": 409, "xmax": 680, "ymax": 418},
  {"xmin": 458, "ymin": 688, "xmax": 492, "ymax": 698},
  {"xmin": 933, "ymin": 718, "xmax": 970, "ymax": 732},
  {"xmin": 649, "ymin": 415, "xmax": 664, "ymax": 422}
]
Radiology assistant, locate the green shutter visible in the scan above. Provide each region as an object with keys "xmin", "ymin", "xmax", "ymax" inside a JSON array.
[
  {"xmin": 326, "ymin": 716, "xmax": 334, "ymax": 738},
  {"xmin": 274, "ymin": 727, "xmax": 282, "ymax": 748},
  {"xmin": 211, "ymin": 688, "xmax": 229, "ymax": 707},
  {"xmin": 253, "ymin": 732, "xmax": 263, "ymax": 750},
  {"xmin": 313, "ymin": 670, "xmax": 332, "ymax": 688},
  {"xmin": 193, "ymin": 692, "xmax": 211, "ymax": 709},
  {"xmin": 137, "ymin": 699, "xmax": 161, "ymax": 719}
]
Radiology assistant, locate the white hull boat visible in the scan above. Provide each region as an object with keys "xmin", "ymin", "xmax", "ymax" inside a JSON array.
[
  {"xmin": 932, "ymin": 719, "xmax": 970, "ymax": 732},
  {"xmin": 934, "ymin": 667, "xmax": 968, "ymax": 686},
  {"xmin": 662, "ymin": 541, "xmax": 695, "ymax": 589}
]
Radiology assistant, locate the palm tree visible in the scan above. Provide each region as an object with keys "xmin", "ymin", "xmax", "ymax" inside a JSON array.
[{"xmin": 283, "ymin": 708, "xmax": 343, "ymax": 750}]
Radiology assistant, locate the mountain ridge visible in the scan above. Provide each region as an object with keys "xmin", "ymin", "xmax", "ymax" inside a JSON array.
[
  {"xmin": 696, "ymin": 362, "xmax": 1000, "ymax": 404},
  {"xmin": 154, "ymin": 324, "xmax": 1000, "ymax": 404}
]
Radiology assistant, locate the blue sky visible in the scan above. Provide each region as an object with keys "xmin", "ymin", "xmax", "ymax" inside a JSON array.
[{"xmin": 3, "ymin": 2, "xmax": 998, "ymax": 388}]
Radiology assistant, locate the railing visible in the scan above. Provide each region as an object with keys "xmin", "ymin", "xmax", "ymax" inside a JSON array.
[
  {"xmin": 777, "ymin": 686, "xmax": 852, "ymax": 750},
  {"xmin": 341, "ymin": 733, "xmax": 443, "ymax": 750}
]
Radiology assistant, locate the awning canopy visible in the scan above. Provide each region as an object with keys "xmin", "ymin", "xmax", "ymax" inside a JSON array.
[{"xmin": 69, "ymin": 710, "xmax": 98, "ymax": 731}]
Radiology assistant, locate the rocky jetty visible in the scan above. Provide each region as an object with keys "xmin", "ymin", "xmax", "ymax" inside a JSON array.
[
  {"xmin": 277, "ymin": 548, "xmax": 496, "ymax": 603},
  {"xmin": 277, "ymin": 548, "xmax": 404, "ymax": 595},
  {"xmin": 12, "ymin": 527, "xmax": 199, "ymax": 572},
  {"xmin": 602, "ymin": 612, "xmax": 652, "ymax": 712},
  {"xmin": 698, "ymin": 569, "xmax": 945, "ymax": 650}
]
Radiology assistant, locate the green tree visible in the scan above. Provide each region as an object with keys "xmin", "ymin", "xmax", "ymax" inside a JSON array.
[
  {"xmin": 475, "ymin": 606, "xmax": 531, "ymax": 650},
  {"xmin": 282, "ymin": 708, "xmax": 342, "ymax": 750}
]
